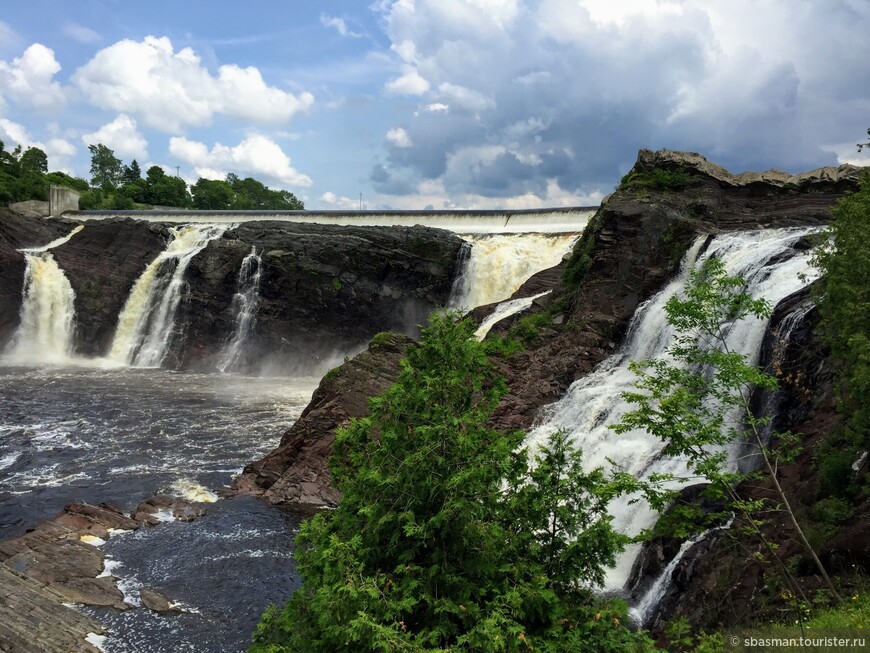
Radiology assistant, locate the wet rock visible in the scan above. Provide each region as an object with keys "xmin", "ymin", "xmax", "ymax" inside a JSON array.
[
  {"xmin": 237, "ymin": 332, "xmax": 412, "ymax": 509},
  {"xmin": 172, "ymin": 499, "xmax": 206, "ymax": 522},
  {"xmin": 139, "ymin": 587, "xmax": 181, "ymax": 614},
  {"xmin": 65, "ymin": 502, "xmax": 140, "ymax": 531}
]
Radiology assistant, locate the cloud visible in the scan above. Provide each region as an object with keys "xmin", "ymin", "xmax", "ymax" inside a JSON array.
[
  {"xmin": 319, "ymin": 191, "xmax": 360, "ymax": 209},
  {"xmin": 81, "ymin": 114, "xmax": 148, "ymax": 160},
  {"xmin": 320, "ymin": 14, "xmax": 364, "ymax": 38},
  {"xmin": 168, "ymin": 134, "xmax": 313, "ymax": 188},
  {"xmin": 63, "ymin": 23, "xmax": 101, "ymax": 44},
  {"xmin": 385, "ymin": 65, "xmax": 429, "ymax": 95},
  {"xmin": 386, "ymin": 127, "xmax": 412, "ymax": 148},
  {"xmin": 72, "ymin": 36, "xmax": 314, "ymax": 132},
  {"xmin": 0, "ymin": 44, "xmax": 66, "ymax": 111},
  {"xmin": 370, "ymin": 0, "xmax": 870, "ymax": 205},
  {"xmin": 0, "ymin": 118, "xmax": 76, "ymax": 170}
]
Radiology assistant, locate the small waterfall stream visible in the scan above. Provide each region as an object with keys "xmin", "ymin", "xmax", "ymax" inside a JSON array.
[
  {"xmin": 525, "ymin": 227, "xmax": 820, "ymax": 611},
  {"xmin": 2, "ymin": 226, "xmax": 83, "ymax": 365},
  {"xmin": 109, "ymin": 224, "xmax": 229, "ymax": 367},
  {"xmin": 474, "ymin": 290, "xmax": 550, "ymax": 340},
  {"xmin": 217, "ymin": 247, "xmax": 263, "ymax": 373}
]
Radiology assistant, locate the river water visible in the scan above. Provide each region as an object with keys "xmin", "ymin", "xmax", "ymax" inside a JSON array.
[{"xmin": 0, "ymin": 366, "xmax": 316, "ymax": 652}]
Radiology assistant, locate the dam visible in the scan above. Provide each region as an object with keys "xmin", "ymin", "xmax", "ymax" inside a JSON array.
[{"xmin": 66, "ymin": 206, "xmax": 597, "ymax": 234}]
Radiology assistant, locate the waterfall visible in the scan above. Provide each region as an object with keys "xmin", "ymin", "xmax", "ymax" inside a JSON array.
[
  {"xmin": 2, "ymin": 226, "xmax": 83, "ymax": 365},
  {"xmin": 109, "ymin": 224, "xmax": 229, "ymax": 367},
  {"xmin": 217, "ymin": 247, "xmax": 263, "ymax": 373},
  {"xmin": 448, "ymin": 233, "xmax": 579, "ymax": 310},
  {"xmin": 474, "ymin": 291, "xmax": 550, "ymax": 340},
  {"xmin": 525, "ymin": 227, "xmax": 820, "ymax": 599}
]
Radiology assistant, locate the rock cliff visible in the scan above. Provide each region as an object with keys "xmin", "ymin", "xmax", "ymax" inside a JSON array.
[
  {"xmin": 237, "ymin": 149, "xmax": 863, "ymax": 516},
  {"xmin": 0, "ymin": 215, "xmax": 463, "ymax": 368}
]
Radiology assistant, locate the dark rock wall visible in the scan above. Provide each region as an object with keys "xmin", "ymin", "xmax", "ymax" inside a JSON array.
[{"xmin": 0, "ymin": 214, "xmax": 462, "ymax": 368}]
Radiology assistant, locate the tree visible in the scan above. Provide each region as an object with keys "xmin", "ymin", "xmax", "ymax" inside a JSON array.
[
  {"xmin": 811, "ymin": 175, "xmax": 870, "ymax": 487},
  {"xmin": 613, "ymin": 258, "xmax": 840, "ymax": 600},
  {"xmin": 251, "ymin": 313, "xmax": 652, "ymax": 653},
  {"xmin": 122, "ymin": 159, "xmax": 142, "ymax": 185},
  {"xmin": 145, "ymin": 165, "xmax": 189, "ymax": 207},
  {"xmin": 88, "ymin": 143, "xmax": 123, "ymax": 190},
  {"xmin": 191, "ymin": 177, "xmax": 235, "ymax": 209},
  {"xmin": 19, "ymin": 147, "xmax": 48, "ymax": 174},
  {"xmin": 858, "ymin": 128, "xmax": 869, "ymax": 152},
  {"xmin": 227, "ymin": 173, "xmax": 304, "ymax": 210}
]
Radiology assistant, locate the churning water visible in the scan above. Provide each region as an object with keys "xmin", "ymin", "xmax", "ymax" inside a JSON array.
[{"xmin": 0, "ymin": 367, "xmax": 316, "ymax": 651}]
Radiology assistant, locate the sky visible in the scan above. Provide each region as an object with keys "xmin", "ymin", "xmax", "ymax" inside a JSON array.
[{"xmin": 1, "ymin": 0, "xmax": 869, "ymax": 210}]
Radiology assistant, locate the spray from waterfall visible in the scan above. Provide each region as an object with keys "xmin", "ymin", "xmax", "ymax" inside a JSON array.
[
  {"xmin": 448, "ymin": 233, "xmax": 580, "ymax": 310},
  {"xmin": 109, "ymin": 224, "xmax": 229, "ymax": 367},
  {"xmin": 2, "ymin": 226, "xmax": 84, "ymax": 365},
  {"xmin": 217, "ymin": 247, "xmax": 263, "ymax": 373},
  {"xmin": 525, "ymin": 227, "xmax": 820, "ymax": 604}
]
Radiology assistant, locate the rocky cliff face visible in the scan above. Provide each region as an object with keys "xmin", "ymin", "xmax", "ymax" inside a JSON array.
[
  {"xmin": 237, "ymin": 149, "xmax": 863, "ymax": 514},
  {"xmin": 0, "ymin": 215, "xmax": 462, "ymax": 367},
  {"xmin": 178, "ymin": 222, "xmax": 462, "ymax": 371}
]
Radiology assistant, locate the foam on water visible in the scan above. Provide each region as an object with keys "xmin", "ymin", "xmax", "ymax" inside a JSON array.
[{"xmin": 172, "ymin": 479, "xmax": 219, "ymax": 503}]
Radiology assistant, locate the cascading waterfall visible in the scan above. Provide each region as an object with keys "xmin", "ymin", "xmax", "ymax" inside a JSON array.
[
  {"xmin": 109, "ymin": 224, "xmax": 229, "ymax": 367},
  {"xmin": 2, "ymin": 226, "xmax": 83, "ymax": 365},
  {"xmin": 474, "ymin": 290, "xmax": 551, "ymax": 340},
  {"xmin": 448, "ymin": 233, "xmax": 579, "ymax": 310},
  {"xmin": 525, "ymin": 227, "xmax": 820, "ymax": 615},
  {"xmin": 217, "ymin": 247, "xmax": 263, "ymax": 373}
]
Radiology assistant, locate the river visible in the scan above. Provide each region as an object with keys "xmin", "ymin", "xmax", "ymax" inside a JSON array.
[{"xmin": 0, "ymin": 366, "xmax": 316, "ymax": 652}]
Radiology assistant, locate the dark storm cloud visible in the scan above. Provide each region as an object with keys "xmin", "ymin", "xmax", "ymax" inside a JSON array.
[{"xmin": 373, "ymin": 0, "xmax": 870, "ymax": 202}]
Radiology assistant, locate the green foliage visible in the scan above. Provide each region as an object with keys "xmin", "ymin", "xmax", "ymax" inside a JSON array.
[
  {"xmin": 19, "ymin": 147, "xmax": 48, "ymax": 174},
  {"xmin": 191, "ymin": 177, "xmax": 235, "ymax": 209},
  {"xmin": 87, "ymin": 143, "xmax": 123, "ymax": 190},
  {"xmin": 510, "ymin": 311, "xmax": 552, "ymax": 344},
  {"xmin": 562, "ymin": 214, "xmax": 601, "ymax": 289},
  {"xmin": 811, "ymin": 175, "xmax": 870, "ymax": 482},
  {"xmin": 227, "ymin": 173, "xmax": 304, "ymax": 210},
  {"xmin": 369, "ymin": 331, "xmax": 395, "ymax": 348},
  {"xmin": 251, "ymin": 313, "xmax": 650, "ymax": 652},
  {"xmin": 620, "ymin": 167, "xmax": 697, "ymax": 192},
  {"xmin": 614, "ymin": 257, "xmax": 839, "ymax": 599},
  {"xmin": 480, "ymin": 334, "xmax": 524, "ymax": 357}
]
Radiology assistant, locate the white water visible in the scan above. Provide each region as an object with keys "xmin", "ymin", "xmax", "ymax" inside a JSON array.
[
  {"xmin": 109, "ymin": 224, "xmax": 229, "ymax": 367},
  {"xmin": 70, "ymin": 208, "xmax": 597, "ymax": 235},
  {"xmin": 2, "ymin": 226, "xmax": 83, "ymax": 365},
  {"xmin": 474, "ymin": 291, "xmax": 551, "ymax": 340},
  {"xmin": 525, "ymin": 227, "xmax": 820, "ymax": 593},
  {"xmin": 217, "ymin": 247, "xmax": 262, "ymax": 373},
  {"xmin": 449, "ymin": 233, "xmax": 580, "ymax": 310}
]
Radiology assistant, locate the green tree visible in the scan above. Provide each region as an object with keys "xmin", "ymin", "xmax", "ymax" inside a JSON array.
[
  {"xmin": 122, "ymin": 159, "xmax": 142, "ymax": 185},
  {"xmin": 613, "ymin": 258, "xmax": 840, "ymax": 600},
  {"xmin": 251, "ymin": 313, "xmax": 651, "ymax": 653},
  {"xmin": 144, "ymin": 165, "xmax": 189, "ymax": 207},
  {"xmin": 191, "ymin": 177, "xmax": 235, "ymax": 209},
  {"xmin": 87, "ymin": 143, "xmax": 123, "ymax": 190},
  {"xmin": 858, "ymin": 128, "xmax": 869, "ymax": 152},
  {"xmin": 811, "ymin": 176, "xmax": 870, "ymax": 485},
  {"xmin": 19, "ymin": 147, "xmax": 48, "ymax": 174},
  {"xmin": 227, "ymin": 173, "xmax": 304, "ymax": 210}
]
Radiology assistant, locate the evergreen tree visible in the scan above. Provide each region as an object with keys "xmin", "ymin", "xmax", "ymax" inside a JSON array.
[{"xmin": 252, "ymin": 313, "xmax": 651, "ymax": 653}]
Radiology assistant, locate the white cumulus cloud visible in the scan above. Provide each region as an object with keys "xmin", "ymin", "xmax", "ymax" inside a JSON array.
[
  {"xmin": 72, "ymin": 36, "xmax": 314, "ymax": 132},
  {"xmin": 320, "ymin": 14, "xmax": 364, "ymax": 38},
  {"xmin": 81, "ymin": 114, "xmax": 148, "ymax": 160},
  {"xmin": 169, "ymin": 134, "xmax": 313, "ymax": 188},
  {"xmin": 385, "ymin": 65, "xmax": 430, "ymax": 95},
  {"xmin": 386, "ymin": 127, "xmax": 412, "ymax": 148},
  {"xmin": 0, "ymin": 118, "xmax": 76, "ymax": 170},
  {"xmin": 0, "ymin": 44, "xmax": 66, "ymax": 111}
]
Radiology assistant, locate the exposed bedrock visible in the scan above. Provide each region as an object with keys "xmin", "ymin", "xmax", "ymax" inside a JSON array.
[
  {"xmin": 177, "ymin": 222, "xmax": 462, "ymax": 371},
  {"xmin": 239, "ymin": 150, "xmax": 863, "ymax": 510},
  {"xmin": 0, "ymin": 214, "xmax": 462, "ymax": 367}
]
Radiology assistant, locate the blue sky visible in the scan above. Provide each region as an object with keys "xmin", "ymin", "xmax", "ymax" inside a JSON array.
[{"xmin": 1, "ymin": 0, "xmax": 869, "ymax": 210}]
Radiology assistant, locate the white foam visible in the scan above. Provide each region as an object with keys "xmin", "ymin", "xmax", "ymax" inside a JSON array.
[
  {"xmin": 85, "ymin": 633, "xmax": 107, "ymax": 651},
  {"xmin": 0, "ymin": 452, "xmax": 20, "ymax": 470},
  {"xmin": 98, "ymin": 558, "xmax": 122, "ymax": 578},
  {"xmin": 153, "ymin": 509, "xmax": 176, "ymax": 523},
  {"xmin": 80, "ymin": 534, "xmax": 106, "ymax": 546},
  {"xmin": 172, "ymin": 478, "xmax": 219, "ymax": 503}
]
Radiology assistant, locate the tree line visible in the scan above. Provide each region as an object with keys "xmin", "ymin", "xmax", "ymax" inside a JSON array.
[{"xmin": 0, "ymin": 140, "xmax": 304, "ymax": 211}]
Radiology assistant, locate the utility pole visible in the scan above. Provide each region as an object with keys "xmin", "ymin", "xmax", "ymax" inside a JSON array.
[
  {"xmin": 359, "ymin": 193, "xmax": 362, "ymax": 210},
  {"xmin": 175, "ymin": 165, "xmax": 180, "ymax": 178}
]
